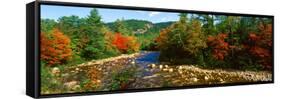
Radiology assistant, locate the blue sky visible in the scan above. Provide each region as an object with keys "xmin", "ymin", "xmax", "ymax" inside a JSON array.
[{"xmin": 40, "ymin": 5, "xmax": 179, "ymax": 23}]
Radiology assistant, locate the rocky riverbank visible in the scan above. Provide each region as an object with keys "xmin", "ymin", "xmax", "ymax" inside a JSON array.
[
  {"xmin": 129, "ymin": 64, "xmax": 272, "ymax": 89},
  {"xmin": 58, "ymin": 51, "xmax": 272, "ymax": 92}
]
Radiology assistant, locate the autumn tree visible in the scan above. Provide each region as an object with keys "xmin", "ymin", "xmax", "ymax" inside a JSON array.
[
  {"xmin": 246, "ymin": 23, "xmax": 273, "ymax": 69},
  {"xmin": 41, "ymin": 29, "xmax": 72, "ymax": 66},
  {"xmin": 112, "ymin": 33, "xmax": 140, "ymax": 53},
  {"xmin": 207, "ymin": 33, "xmax": 230, "ymax": 60},
  {"xmin": 156, "ymin": 13, "xmax": 206, "ymax": 64},
  {"xmin": 184, "ymin": 19, "xmax": 207, "ymax": 54}
]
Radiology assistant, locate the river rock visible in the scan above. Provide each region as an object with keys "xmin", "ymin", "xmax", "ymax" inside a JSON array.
[
  {"xmin": 204, "ymin": 76, "xmax": 209, "ymax": 80},
  {"xmin": 131, "ymin": 60, "xmax": 136, "ymax": 64},
  {"xmin": 169, "ymin": 68, "xmax": 173, "ymax": 73},
  {"xmin": 159, "ymin": 65, "xmax": 163, "ymax": 69},
  {"xmin": 72, "ymin": 85, "xmax": 81, "ymax": 90},
  {"xmin": 151, "ymin": 64, "xmax": 156, "ymax": 68},
  {"xmin": 51, "ymin": 67, "xmax": 60, "ymax": 76},
  {"xmin": 192, "ymin": 78, "xmax": 198, "ymax": 82},
  {"xmin": 64, "ymin": 81, "xmax": 78, "ymax": 89},
  {"xmin": 163, "ymin": 68, "xmax": 168, "ymax": 72},
  {"xmin": 143, "ymin": 74, "xmax": 160, "ymax": 79},
  {"xmin": 178, "ymin": 66, "xmax": 183, "ymax": 70},
  {"xmin": 75, "ymin": 68, "xmax": 79, "ymax": 71}
]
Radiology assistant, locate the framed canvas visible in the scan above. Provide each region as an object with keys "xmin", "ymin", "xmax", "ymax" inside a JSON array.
[{"xmin": 26, "ymin": 0, "xmax": 274, "ymax": 98}]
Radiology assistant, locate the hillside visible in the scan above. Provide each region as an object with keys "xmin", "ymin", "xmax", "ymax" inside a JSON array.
[{"xmin": 106, "ymin": 19, "xmax": 174, "ymax": 34}]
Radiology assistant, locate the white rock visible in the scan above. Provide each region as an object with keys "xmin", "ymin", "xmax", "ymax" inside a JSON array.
[
  {"xmin": 98, "ymin": 68, "xmax": 102, "ymax": 71},
  {"xmin": 52, "ymin": 67, "xmax": 60, "ymax": 75},
  {"xmin": 64, "ymin": 81, "xmax": 78, "ymax": 89},
  {"xmin": 192, "ymin": 78, "xmax": 198, "ymax": 82},
  {"xmin": 151, "ymin": 64, "xmax": 156, "ymax": 68},
  {"xmin": 72, "ymin": 85, "xmax": 81, "ymax": 90},
  {"xmin": 96, "ymin": 80, "xmax": 101, "ymax": 83},
  {"xmin": 75, "ymin": 68, "xmax": 79, "ymax": 71},
  {"xmin": 159, "ymin": 65, "xmax": 163, "ymax": 69},
  {"xmin": 169, "ymin": 68, "xmax": 173, "ymax": 73},
  {"xmin": 219, "ymin": 78, "xmax": 224, "ymax": 82},
  {"xmin": 178, "ymin": 71, "xmax": 183, "ymax": 74},
  {"xmin": 131, "ymin": 60, "xmax": 135, "ymax": 64},
  {"xmin": 204, "ymin": 76, "xmax": 209, "ymax": 80},
  {"xmin": 179, "ymin": 66, "xmax": 183, "ymax": 70}
]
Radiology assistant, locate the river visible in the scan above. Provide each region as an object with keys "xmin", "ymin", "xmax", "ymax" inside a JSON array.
[{"xmin": 135, "ymin": 51, "xmax": 160, "ymax": 76}]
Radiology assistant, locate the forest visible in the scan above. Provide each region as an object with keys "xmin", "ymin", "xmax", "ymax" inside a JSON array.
[{"xmin": 40, "ymin": 8, "xmax": 273, "ymax": 94}]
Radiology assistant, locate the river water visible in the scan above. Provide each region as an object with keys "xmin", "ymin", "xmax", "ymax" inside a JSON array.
[{"xmin": 135, "ymin": 51, "xmax": 160, "ymax": 76}]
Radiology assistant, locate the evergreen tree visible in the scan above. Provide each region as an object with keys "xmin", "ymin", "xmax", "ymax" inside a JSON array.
[
  {"xmin": 113, "ymin": 18, "xmax": 132, "ymax": 36},
  {"xmin": 80, "ymin": 9, "xmax": 107, "ymax": 60}
]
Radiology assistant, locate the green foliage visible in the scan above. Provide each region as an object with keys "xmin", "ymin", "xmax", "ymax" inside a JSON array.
[
  {"xmin": 156, "ymin": 13, "xmax": 207, "ymax": 65},
  {"xmin": 41, "ymin": 19, "xmax": 57, "ymax": 33},
  {"xmin": 40, "ymin": 62, "xmax": 66, "ymax": 94},
  {"xmin": 78, "ymin": 9, "xmax": 108, "ymax": 60},
  {"xmin": 113, "ymin": 19, "xmax": 132, "ymax": 35},
  {"xmin": 107, "ymin": 19, "xmax": 152, "ymax": 32},
  {"xmin": 108, "ymin": 67, "xmax": 137, "ymax": 90},
  {"xmin": 58, "ymin": 15, "xmax": 86, "ymax": 36}
]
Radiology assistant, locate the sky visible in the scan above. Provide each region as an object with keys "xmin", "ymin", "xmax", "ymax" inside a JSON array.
[{"xmin": 40, "ymin": 5, "xmax": 180, "ymax": 23}]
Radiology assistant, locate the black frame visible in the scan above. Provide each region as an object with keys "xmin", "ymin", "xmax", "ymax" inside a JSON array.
[{"xmin": 26, "ymin": 1, "xmax": 274, "ymax": 98}]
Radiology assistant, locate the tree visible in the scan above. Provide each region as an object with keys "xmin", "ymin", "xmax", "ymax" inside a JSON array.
[
  {"xmin": 112, "ymin": 33, "xmax": 129, "ymax": 52},
  {"xmin": 112, "ymin": 32, "xmax": 140, "ymax": 53},
  {"xmin": 80, "ymin": 9, "xmax": 115, "ymax": 60},
  {"xmin": 156, "ymin": 13, "xmax": 207, "ymax": 64},
  {"xmin": 41, "ymin": 19, "xmax": 57, "ymax": 33},
  {"xmin": 57, "ymin": 15, "xmax": 88, "ymax": 55},
  {"xmin": 57, "ymin": 15, "xmax": 86, "ymax": 37},
  {"xmin": 41, "ymin": 29, "xmax": 72, "ymax": 66},
  {"xmin": 207, "ymin": 33, "xmax": 230, "ymax": 60},
  {"xmin": 184, "ymin": 19, "xmax": 207, "ymax": 54},
  {"xmin": 246, "ymin": 23, "xmax": 273, "ymax": 69},
  {"xmin": 113, "ymin": 18, "xmax": 132, "ymax": 36},
  {"xmin": 196, "ymin": 14, "xmax": 217, "ymax": 35}
]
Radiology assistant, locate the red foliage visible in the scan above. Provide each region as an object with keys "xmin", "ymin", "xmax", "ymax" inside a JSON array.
[
  {"xmin": 249, "ymin": 33, "xmax": 260, "ymax": 41},
  {"xmin": 207, "ymin": 33, "xmax": 230, "ymax": 60},
  {"xmin": 249, "ymin": 46, "xmax": 270, "ymax": 58},
  {"xmin": 247, "ymin": 24, "xmax": 273, "ymax": 69},
  {"xmin": 41, "ymin": 29, "xmax": 72, "ymax": 66},
  {"xmin": 111, "ymin": 33, "xmax": 140, "ymax": 53},
  {"xmin": 112, "ymin": 33, "xmax": 129, "ymax": 52}
]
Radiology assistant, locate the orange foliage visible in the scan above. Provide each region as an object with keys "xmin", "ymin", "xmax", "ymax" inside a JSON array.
[
  {"xmin": 207, "ymin": 33, "xmax": 230, "ymax": 60},
  {"xmin": 127, "ymin": 36, "xmax": 140, "ymax": 52},
  {"xmin": 41, "ymin": 29, "xmax": 72, "ymax": 66},
  {"xmin": 112, "ymin": 33, "xmax": 129, "ymax": 52},
  {"xmin": 155, "ymin": 29, "xmax": 169, "ymax": 49},
  {"xmin": 84, "ymin": 67, "xmax": 102, "ymax": 90},
  {"xmin": 112, "ymin": 33, "xmax": 139, "ymax": 53}
]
